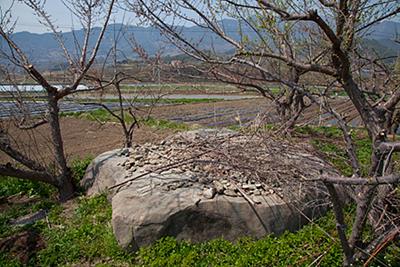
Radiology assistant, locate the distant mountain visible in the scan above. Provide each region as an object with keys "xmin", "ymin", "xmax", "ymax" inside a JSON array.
[
  {"xmin": 0, "ymin": 20, "xmax": 252, "ymax": 69},
  {"xmin": 366, "ymin": 21, "xmax": 399, "ymax": 41},
  {"xmin": 3, "ymin": 24, "xmax": 170, "ymax": 69},
  {"xmin": 362, "ymin": 21, "xmax": 400, "ymax": 59},
  {"xmin": 1, "ymin": 20, "xmax": 399, "ymax": 70}
]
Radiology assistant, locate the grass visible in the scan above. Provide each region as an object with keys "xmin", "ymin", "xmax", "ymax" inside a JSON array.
[
  {"xmin": 0, "ymin": 177, "xmax": 54, "ymax": 199},
  {"xmin": 36, "ymin": 195, "xmax": 131, "ymax": 266},
  {"xmin": 0, "ymin": 156, "xmax": 92, "ymax": 231},
  {"xmin": 0, "ymin": 156, "xmax": 97, "ymax": 265},
  {"xmin": 293, "ymin": 125, "xmax": 372, "ymax": 176},
  {"xmin": 62, "ymin": 108, "xmax": 191, "ymax": 131},
  {"xmin": 143, "ymin": 117, "xmax": 191, "ymax": 131},
  {"xmin": 0, "ymin": 192, "xmax": 344, "ymax": 266},
  {"xmin": 135, "ymin": 213, "xmax": 343, "ymax": 267},
  {"xmin": 61, "ymin": 108, "xmax": 117, "ymax": 122},
  {"xmin": 3, "ymin": 191, "xmax": 398, "ymax": 266},
  {"xmin": 0, "ymin": 197, "xmax": 54, "ymax": 239}
]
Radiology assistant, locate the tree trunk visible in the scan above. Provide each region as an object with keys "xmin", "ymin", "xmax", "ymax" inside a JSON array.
[
  {"xmin": 57, "ymin": 170, "xmax": 76, "ymax": 202},
  {"xmin": 47, "ymin": 93, "xmax": 75, "ymax": 201},
  {"xmin": 124, "ymin": 132, "xmax": 133, "ymax": 148},
  {"xmin": 342, "ymin": 78, "xmax": 382, "ymax": 138},
  {"xmin": 340, "ymin": 76, "xmax": 388, "ymax": 177}
]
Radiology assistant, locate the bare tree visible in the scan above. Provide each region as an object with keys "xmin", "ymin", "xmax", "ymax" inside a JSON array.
[
  {"xmin": 124, "ymin": 0, "xmax": 327, "ymax": 133},
  {"xmin": 0, "ymin": 0, "xmax": 116, "ymax": 201},
  {"xmin": 83, "ymin": 74, "xmax": 139, "ymax": 148},
  {"xmin": 125, "ymin": 0, "xmax": 400, "ymax": 264},
  {"xmin": 82, "ymin": 24, "xmax": 170, "ymax": 148}
]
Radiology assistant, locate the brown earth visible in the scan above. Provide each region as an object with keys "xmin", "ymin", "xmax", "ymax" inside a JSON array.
[
  {"xmin": 0, "ymin": 117, "xmax": 174, "ymax": 164},
  {"xmin": 0, "ymin": 229, "xmax": 45, "ymax": 264},
  {"xmin": 0, "ymin": 98, "xmax": 357, "ymax": 164},
  {"xmin": 0, "ymin": 99, "xmax": 267, "ymax": 163}
]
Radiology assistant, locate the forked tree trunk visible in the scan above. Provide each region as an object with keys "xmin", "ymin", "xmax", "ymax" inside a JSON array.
[{"xmin": 123, "ymin": 128, "xmax": 133, "ymax": 148}]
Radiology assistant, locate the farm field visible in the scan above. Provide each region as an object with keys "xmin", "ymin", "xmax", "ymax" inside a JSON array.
[{"xmin": 0, "ymin": 95, "xmax": 360, "ymax": 165}]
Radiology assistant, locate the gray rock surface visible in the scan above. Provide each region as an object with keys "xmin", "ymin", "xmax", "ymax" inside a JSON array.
[
  {"xmin": 81, "ymin": 129, "xmax": 340, "ymax": 251},
  {"xmin": 112, "ymin": 186, "xmax": 311, "ymax": 251},
  {"xmin": 80, "ymin": 149, "xmax": 127, "ymax": 196}
]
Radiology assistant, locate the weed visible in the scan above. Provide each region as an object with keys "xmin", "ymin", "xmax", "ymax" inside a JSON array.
[
  {"xmin": 0, "ymin": 157, "xmax": 93, "ymax": 238},
  {"xmin": 0, "ymin": 196, "xmax": 54, "ymax": 238},
  {"xmin": 143, "ymin": 117, "xmax": 190, "ymax": 131},
  {"xmin": 62, "ymin": 109, "xmax": 190, "ymax": 131},
  {"xmin": 36, "ymin": 195, "xmax": 132, "ymax": 266},
  {"xmin": 70, "ymin": 156, "xmax": 93, "ymax": 183},
  {"xmin": 0, "ymin": 177, "xmax": 54, "ymax": 199},
  {"xmin": 135, "ymin": 211, "xmax": 343, "ymax": 266},
  {"xmin": 295, "ymin": 125, "xmax": 343, "ymax": 138},
  {"xmin": 295, "ymin": 126, "xmax": 372, "ymax": 176},
  {"xmin": 0, "ymin": 253, "xmax": 22, "ymax": 267},
  {"xmin": 62, "ymin": 108, "xmax": 116, "ymax": 122}
]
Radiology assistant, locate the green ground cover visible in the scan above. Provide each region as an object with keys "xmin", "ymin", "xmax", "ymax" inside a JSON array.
[
  {"xmin": 1, "ymin": 126, "xmax": 399, "ymax": 266},
  {"xmin": 62, "ymin": 109, "xmax": 191, "ymax": 131}
]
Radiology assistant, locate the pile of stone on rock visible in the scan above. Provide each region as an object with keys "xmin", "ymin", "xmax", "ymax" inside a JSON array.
[{"xmin": 113, "ymin": 128, "xmax": 328, "ymax": 201}]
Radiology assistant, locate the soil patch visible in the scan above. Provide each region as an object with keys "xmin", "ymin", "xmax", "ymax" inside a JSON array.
[
  {"xmin": 0, "ymin": 229, "xmax": 45, "ymax": 264},
  {"xmin": 0, "ymin": 117, "xmax": 174, "ymax": 164}
]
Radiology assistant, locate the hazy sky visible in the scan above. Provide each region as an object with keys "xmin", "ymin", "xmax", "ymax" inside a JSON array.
[{"xmin": 1, "ymin": 0, "xmax": 129, "ymax": 33}]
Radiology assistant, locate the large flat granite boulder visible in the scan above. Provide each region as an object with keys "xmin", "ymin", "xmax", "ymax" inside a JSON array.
[{"xmin": 81, "ymin": 129, "xmax": 340, "ymax": 251}]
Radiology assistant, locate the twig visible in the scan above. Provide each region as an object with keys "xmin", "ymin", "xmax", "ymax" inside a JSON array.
[
  {"xmin": 235, "ymin": 184, "xmax": 260, "ymax": 205},
  {"xmin": 363, "ymin": 229, "xmax": 399, "ymax": 267}
]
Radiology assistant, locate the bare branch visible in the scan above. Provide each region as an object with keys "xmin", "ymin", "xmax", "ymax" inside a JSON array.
[{"xmin": 0, "ymin": 163, "xmax": 56, "ymax": 186}]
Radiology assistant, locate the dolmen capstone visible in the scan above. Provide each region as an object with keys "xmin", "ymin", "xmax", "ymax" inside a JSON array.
[{"xmin": 81, "ymin": 129, "xmax": 339, "ymax": 251}]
